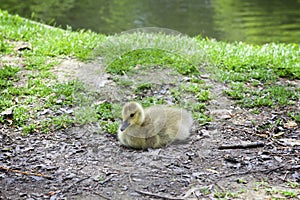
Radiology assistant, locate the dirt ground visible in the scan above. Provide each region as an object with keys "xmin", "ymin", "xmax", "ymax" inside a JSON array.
[{"xmin": 1, "ymin": 59, "xmax": 299, "ymax": 200}]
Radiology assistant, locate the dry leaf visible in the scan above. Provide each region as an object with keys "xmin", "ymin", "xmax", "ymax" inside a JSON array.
[
  {"xmin": 283, "ymin": 121, "xmax": 298, "ymax": 129},
  {"xmin": 1, "ymin": 107, "xmax": 14, "ymax": 116}
]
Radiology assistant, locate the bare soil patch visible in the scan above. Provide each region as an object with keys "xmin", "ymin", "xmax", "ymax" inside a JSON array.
[{"xmin": 1, "ymin": 59, "xmax": 299, "ymax": 199}]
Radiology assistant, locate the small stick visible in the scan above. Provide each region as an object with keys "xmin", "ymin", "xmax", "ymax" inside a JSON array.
[
  {"xmin": 135, "ymin": 190, "xmax": 184, "ymax": 200},
  {"xmin": 221, "ymin": 165, "xmax": 285, "ymax": 178},
  {"xmin": 99, "ymin": 175, "xmax": 114, "ymax": 185},
  {"xmin": 62, "ymin": 176, "xmax": 90, "ymax": 193},
  {"xmin": 0, "ymin": 165, "xmax": 53, "ymax": 180},
  {"xmin": 93, "ymin": 191, "xmax": 112, "ymax": 200},
  {"xmin": 218, "ymin": 142, "xmax": 264, "ymax": 150}
]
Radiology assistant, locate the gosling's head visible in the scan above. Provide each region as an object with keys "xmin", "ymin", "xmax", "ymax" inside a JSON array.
[{"xmin": 120, "ymin": 102, "xmax": 145, "ymax": 131}]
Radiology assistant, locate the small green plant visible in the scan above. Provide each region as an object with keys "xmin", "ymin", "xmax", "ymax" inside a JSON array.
[
  {"xmin": 0, "ymin": 37, "xmax": 9, "ymax": 52},
  {"xmin": 214, "ymin": 190, "xmax": 239, "ymax": 199},
  {"xmin": 225, "ymin": 82, "xmax": 247, "ymax": 100},
  {"xmin": 289, "ymin": 112, "xmax": 300, "ymax": 123},
  {"xmin": 265, "ymin": 187, "xmax": 298, "ymax": 199},
  {"xmin": 100, "ymin": 121, "xmax": 119, "ymax": 134},
  {"xmin": 134, "ymin": 82, "xmax": 153, "ymax": 94},
  {"xmin": 113, "ymin": 77, "xmax": 133, "ymax": 87},
  {"xmin": 190, "ymin": 77, "xmax": 205, "ymax": 84},
  {"xmin": 193, "ymin": 112, "xmax": 211, "ymax": 125},
  {"xmin": 287, "ymin": 180, "xmax": 299, "ymax": 189},
  {"xmin": 237, "ymin": 178, "xmax": 247, "ymax": 184},
  {"xmin": 0, "ymin": 65, "xmax": 20, "ymax": 88},
  {"xmin": 51, "ymin": 115, "xmax": 74, "ymax": 130},
  {"xmin": 239, "ymin": 188, "xmax": 246, "ymax": 194},
  {"xmin": 98, "ymin": 176, "xmax": 105, "ymax": 182},
  {"xmin": 254, "ymin": 180, "xmax": 270, "ymax": 191},
  {"xmin": 253, "ymin": 180, "xmax": 300, "ymax": 199},
  {"xmin": 13, "ymin": 106, "xmax": 31, "ymax": 126},
  {"xmin": 22, "ymin": 124, "xmax": 37, "ymax": 135},
  {"xmin": 250, "ymin": 109, "xmax": 261, "ymax": 114},
  {"xmin": 183, "ymin": 83, "xmax": 202, "ymax": 93},
  {"xmin": 279, "ymin": 190, "xmax": 297, "ymax": 198},
  {"xmin": 95, "ymin": 102, "xmax": 114, "ymax": 120},
  {"xmin": 200, "ymin": 187, "xmax": 211, "ymax": 195},
  {"xmin": 139, "ymin": 96, "xmax": 165, "ymax": 107},
  {"xmin": 95, "ymin": 102, "xmax": 121, "ymax": 134},
  {"xmin": 190, "ymin": 102, "xmax": 206, "ymax": 112},
  {"xmin": 196, "ymin": 90, "xmax": 210, "ymax": 102}
]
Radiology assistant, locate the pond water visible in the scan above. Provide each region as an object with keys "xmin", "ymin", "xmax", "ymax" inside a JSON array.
[{"xmin": 1, "ymin": 0, "xmax": 300, "ymax": 44}]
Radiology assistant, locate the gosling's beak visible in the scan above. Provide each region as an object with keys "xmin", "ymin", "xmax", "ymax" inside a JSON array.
[{"xmin": 120, "ymin": 120, "xmax": 129, "ymax": 131}]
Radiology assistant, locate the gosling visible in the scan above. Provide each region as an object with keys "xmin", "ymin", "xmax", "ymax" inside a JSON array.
[{"xmin": 118, "ymin": 102, "xmax": 193, "ymax": 149}]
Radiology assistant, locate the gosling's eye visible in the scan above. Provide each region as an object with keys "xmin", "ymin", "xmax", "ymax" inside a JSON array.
[{"xmin": 130, "ymin": 113, "xmax": 135, "ymax": 117}]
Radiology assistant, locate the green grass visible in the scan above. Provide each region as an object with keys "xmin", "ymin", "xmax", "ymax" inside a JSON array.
[
  {"xmin": 95, "ymin": 30, "xmax": 299, "ymax": 109},
  {"xmin": 225, "ymin": 83, "xmax": 298, "ymax": 108},
  {"xmin": 0, "ymin": 65, "xmax": 20, "ymax": 88},
  {"xmin": 199, "ymin": 39, "xmax": 300, "ymax": 108},
  {"xmin": 95, "ymin": 102, "xmax": 121, "ymax": 134},
  {"xmin": 201, "ymin": 39, "xmax": 300, "ymax": 80},
  {"xmin": 254, "ymin": 180, "xmax": 300, "ymax": 199},
  {"xmin": 107, "ymin": 48, "xmax": 199, "ymax": 75},
  {"xmin": 0, "ymin": 74, "xmax": 83, "ymax": 134},
  {"xmin": 0, "ymin": 10, "xmax": 104, "ymax": 59},
  {"xmin": 210, "ymin": 180, "xmax": 300, "ymax": 199},
  {"xmin": 1, "ymin": 9, "xmax": 299, "ymax": 135},
  {"xmin": 289, "ymin": 112, "xmax": 300, "ymax": 123},
  {"xmin": 214, "ymin": 190, "xmax": 240, "ymax": 199},
  {"xmin": 0, "ymin": 10, "xmax": 104, "ymax": 134},
  {"xmin": 92, "ymin": 32, "xmax": 209, "ymax": 68}
]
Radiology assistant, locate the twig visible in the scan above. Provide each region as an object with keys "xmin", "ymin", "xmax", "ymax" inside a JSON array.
[
  {"xmin": 93, "ymin": 191, "xmax": 112, "ymax": 200},
  {"xmin": 222, "ymin": 165, "xmax": 300, "ymax": 179},
  {"xmin": 182, "ymin": 187, "xmax": 201, "ymax": 199},
  {"xmin": 182, "ymin": 186, "xmax": 213, "ymax": 199},
  {"xmin": 62, "ymin": 176, "xmax": 90, "ymax": 193},
  {"xmin": 99, "ymin": 175, "xmax": 114, "ymax": 185},
  {"xmin": 0, "ymin": 165, "xmax": 53, "ymax": 180},
  {"xmin": 214, "ymin": 182, "xmax": 225, "ymax": 192},
  {"xmin": 286, "ymin": 165, "xmax": 300, "ymax": 171},
  {"xmin": 218, "ymin": 141, "xmax": 264, "ymax": 150},
  {"xmin": 135, "ymin": 190, "xmax": 184, "ymax": 200},
  {"xmin": 128, "ymin": 173, "xmax": 133, "ymax": 184},
  {"xmin": 283, "ymin": 171, "xmax": 289, "ymax": 181},
  {"xmin": 221, "ymin": 165, "xmax": 285, "ymax": 178}
]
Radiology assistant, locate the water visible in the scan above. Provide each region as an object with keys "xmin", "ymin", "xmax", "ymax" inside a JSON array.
[{"xmin": 1, "ymin": 0, "xmax": 300, "ymax": 44}]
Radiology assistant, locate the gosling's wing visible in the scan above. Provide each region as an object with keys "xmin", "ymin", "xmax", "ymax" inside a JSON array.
[
  {"xmin": 151, "ymin": 107, "xmax": 193, "ymax": 141},
  {"xmin": 144, "ymin": 106, "xmax": 167, "ymax": 133}
]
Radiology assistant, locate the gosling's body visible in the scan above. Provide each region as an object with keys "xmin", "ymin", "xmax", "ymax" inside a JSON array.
[{"xmin": 118, "ymin": 102, "xmax": 193, "ymax": 149}]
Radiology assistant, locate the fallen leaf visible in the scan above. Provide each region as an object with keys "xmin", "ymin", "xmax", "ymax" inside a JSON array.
[
  {"xmin": 274, "ymin": 156, "xmax": 283, "ymax": 163},
  {"xmin": 273, "ymin": 132, "xmax": 284, "ymax": 138},
  {"xmin": 283, "ymin": 121, "xmax": 298, "ymax": 129},
  {"xmin": 210, "ymin": 109, "xmax": 233, "ymax": 119},
  {"xmin": 1, "ymin": 107, "xmax": 14, "ymax": 116}
]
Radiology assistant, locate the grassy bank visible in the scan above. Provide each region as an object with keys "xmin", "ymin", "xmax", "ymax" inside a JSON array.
[{"xmin": 0, "ymin": 10, "xmax": 299, "ymax": 134}]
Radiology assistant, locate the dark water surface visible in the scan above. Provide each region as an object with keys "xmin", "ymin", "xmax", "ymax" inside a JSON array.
[{"xmin": 1, "ymin": 0, "xmax": 300, "ymax": 44}]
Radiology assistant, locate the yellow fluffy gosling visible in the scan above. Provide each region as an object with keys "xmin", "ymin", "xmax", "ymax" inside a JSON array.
[{"xmin": 118, "ymin": 102, "xmax": 193, "ymax": 149}]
